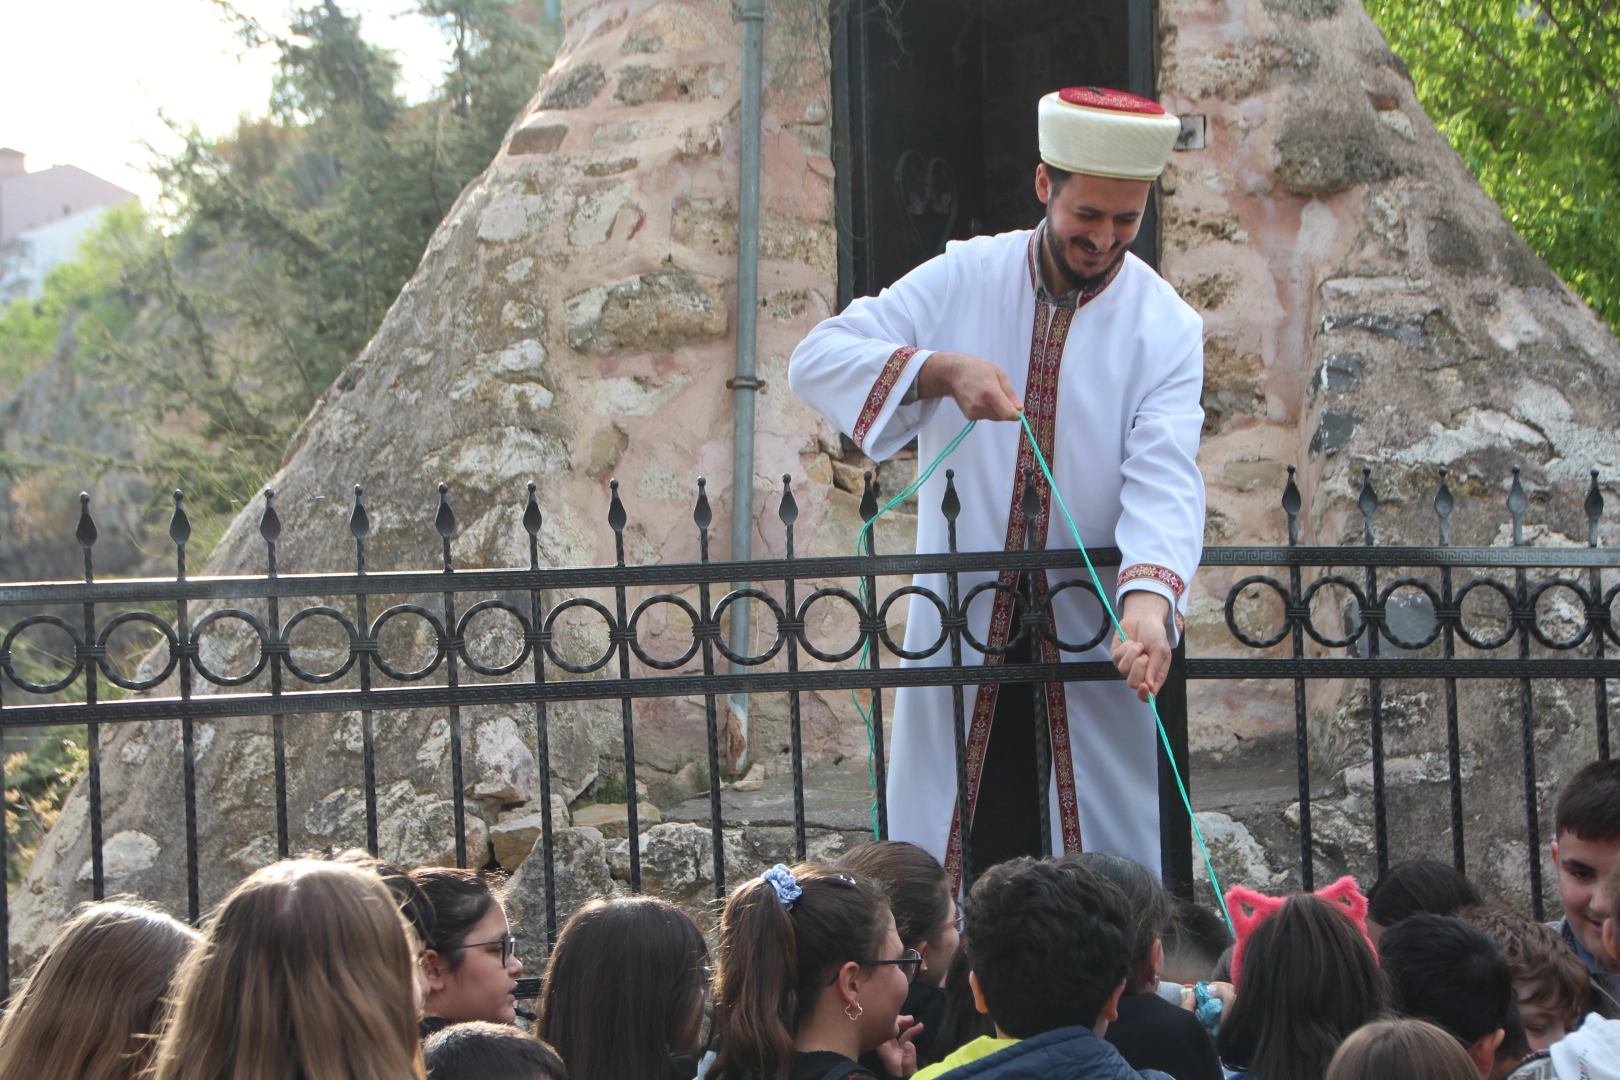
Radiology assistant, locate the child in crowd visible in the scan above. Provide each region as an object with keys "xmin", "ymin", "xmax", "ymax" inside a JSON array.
[
  {"xmin": 931, "ymin": 935, "xmax": 996, "ymax": 1064},
  {"xmin": 411, "ymin": 866, "xmax": 525, "ymax": 1035},
  {"xmin": 1508, "ymin": 858, "xmax": 1620, "ymax": 1080},
  {"xmin": 1365, "ymin": 859, "xmax": 1481, "ymax": 944},
  {"xmin": 1379, "ymin": 914, "xmax": 1515, "ymax": 1076},
  {"xmin": 1463, "ymin": 908, "xmax": 1590, "ymax": 1052},
  {"xmin": 838, "ymin": 842, "xmax": 961, "ymax": 1072},
  {"xmin": 423, "ymin": 1021, "xmax": 568, "ymax": 1080},
  {"xmin": 1214, "ymin": 892, "xmax": 1388, "ymax": 1080},
  {"xmin": 537, "ymin": 896, "xmax": 708, "ymax": 1080},
  {"xmin": 709, "ymin": 863, "xmax": 922, "ymax": 1080},
  {"xmin": 148, "ymin": 859, "xmax": 426, "ymax": 1080},
  {"xmin": 1067, "ymin": 853, "xmax": 1222, "ymax": 1080},
  {"xmin": 1161, "ymin": 898, "xmax": 1233, "ymax": 986},
  {"xmin": 915, "ymin": 858, "xmax": 1167, "ymax": 1080},
  {"xmin": 0, "ymin": 901, "xmax": 198, "ymax": 1080},
  {"xmin": 1548, "ymin": 760, "xmax": 1620, "ymax": 1014},
  {"xmin": 1325, "ymin": 1019, "xmax": 1480, "ymax": 1080}
]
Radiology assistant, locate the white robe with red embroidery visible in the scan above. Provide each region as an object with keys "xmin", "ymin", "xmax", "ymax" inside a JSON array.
[{"xmin": 787, "ymin": 228, "xmax": 1205, "ymax": 880}]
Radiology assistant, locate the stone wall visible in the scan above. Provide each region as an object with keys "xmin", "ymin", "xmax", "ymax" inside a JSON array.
[
  {"xmin": 12, "ymin": 0, "xmax": 1620, "ymax": 968},
  {"xmin": 1158, "ymin": 0, "xmax": 1620, "ymax": 907}
]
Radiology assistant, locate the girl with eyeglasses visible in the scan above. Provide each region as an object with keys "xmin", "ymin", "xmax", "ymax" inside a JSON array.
[
  {"xmin": 410, "ymin": 867, "xmax": 524, "ymax": 1035},
  {"xmin": 709, "ymin": 862, "xmax": 924, "ymax": 1080},
  {"xmin": 837, "ymin": 842, "xmax": 962, "ymax": 1074},
  {"xmin": 537, "ymin": 896, "xmax": 709, "ymax": 1080}
]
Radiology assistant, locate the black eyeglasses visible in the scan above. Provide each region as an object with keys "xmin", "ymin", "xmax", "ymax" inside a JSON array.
[
  {"xmin": 864, "ymin": 948, "xmax": 925, "ymax": 984},
  {"xmin": 461, "ymin": 934, "xmax": 518, "ymax": 966}
]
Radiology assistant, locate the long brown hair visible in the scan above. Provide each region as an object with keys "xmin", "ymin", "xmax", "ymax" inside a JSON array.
[
  {"xmin": 537, "ymin": 897, "xmax": 706, "ymax": 1080},
  {"xmin": 836, "ymin": 842, "xmax": 951, "ymax": 952},
  {"xmin": 710, "ymin": 863, "xmax": 890, "ymax": 1080},
  {"xmin": 1215, "ymin": 895, "xmax": 1389, "ymax": 1080},
  {"xmin": 0, "ymin": 901, "xmax": 197, "ymax": 1080},
  {"xmin": 1325, "ymin": 1019, "xmax": 1478, "ymax": 1080},
  {"xmin": 147, "ymin": 859, "xmax": 425, "ymax": 1080}
]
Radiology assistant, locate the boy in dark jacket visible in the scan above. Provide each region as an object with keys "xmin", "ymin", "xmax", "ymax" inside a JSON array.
[{"xmin": 915, "ymin": 858, "xmax": 1170, "ymax": 1080}]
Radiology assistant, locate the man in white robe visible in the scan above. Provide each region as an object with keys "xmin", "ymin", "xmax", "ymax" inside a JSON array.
[{"xmin": 787, "ymin": 86, "xmax": 1205, "ymax": 883}]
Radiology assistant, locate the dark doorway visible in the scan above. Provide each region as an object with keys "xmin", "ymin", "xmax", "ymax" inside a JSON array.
[{"xmin": 831, "ymin": 0, "xmax": 1156, "ymax": 307}]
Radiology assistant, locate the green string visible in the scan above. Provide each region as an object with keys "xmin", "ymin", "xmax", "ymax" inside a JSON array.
[
  {"xmin": 851, "ymin": 420, "xmax": 979, "ymax": 835},
  {"xmin": 852, "ymin": 415, "xmax": 1234, "ymax": 933}
]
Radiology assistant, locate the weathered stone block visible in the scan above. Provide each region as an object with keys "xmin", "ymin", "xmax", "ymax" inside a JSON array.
[
  {"xmin": 564, "ymin": 265, "xmax": 728, "ymax": 353},
  {"xmin": 509, "ymin": 121, "xmax": 568, "ymax": 156}
]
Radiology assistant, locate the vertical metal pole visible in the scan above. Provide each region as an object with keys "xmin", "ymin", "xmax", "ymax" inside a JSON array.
[
  {"xmin": 261, "ymin": 491, "xmax": 289, "ymax": 860},
  {"xmin": 728, "ymin": 0, "xmax": 767, "ymax": 763},
  {"xmin": 608, "ymin": 481, "xmax": 641, "ymax": 890},
  {"xmin": 1359, "ymin": 469, "xmax": 1388, "ymax": 876},
  {"xmin": 1436, "ymin": 469, "xmax": 1466, "ymax": 873},
  {"xmin": 436, "ymin": 485, "xmax": 468, "ymax": 869},
  {"xmin": 171, "ymin": 492, "xmax": 198, "ymax": 922},
  {"xmin": 1509, "ymin": 468, "xmax": 1544, "ymax": 919},
  {"xmin": 522, "ymin": 482, "xmax": 557, "ymax": 945},
  {"xmin": 1586, "ymin": 472, "xmax": 1610, "ymax": 760},
  {"xmin": 694, "ymin": 480, "xmax": 726, "ymax": 899},
  {"xmin": 780, "ymin": 478, "xmax": 807, "ymax": 862},
  {"xmin": 75, "ymin": 494, "xmax": 104, "ymax": 901},
  {"xmin": 1283, "ymin": 468, "xmax": 1313, "ymax": 891},
  {"xmin": 942, "ymin": 472, "xmax": 973, "ymax": 890},
  {"xmin": 860, "ymin": 473, "xmax": 888, "ymax": 839},
  {"xmin": 1021, "ymin": 470, "xmax": 1052, "ymax": 859},
  {"xmin": 351, "ymin": 487, "xmax": 378, "ymax": 856}
]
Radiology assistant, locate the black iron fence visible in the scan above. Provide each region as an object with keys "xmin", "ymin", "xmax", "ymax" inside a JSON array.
[{"xmin": 0, "ymin": 464, "xmax": 1614, "ymax": 996}]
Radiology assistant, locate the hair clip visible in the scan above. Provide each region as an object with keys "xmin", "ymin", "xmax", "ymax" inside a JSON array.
[{"xmin": 763, "ymin": 864, "xmax": 802, "ymax": 909}]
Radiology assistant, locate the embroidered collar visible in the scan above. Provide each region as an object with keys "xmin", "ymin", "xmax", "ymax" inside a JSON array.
[{"xmin": 1028, "ymin": 222, "xmax": 1126, "ymax": 309}]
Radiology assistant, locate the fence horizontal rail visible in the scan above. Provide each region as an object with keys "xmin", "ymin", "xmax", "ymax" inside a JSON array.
[
  {"xmin": 0, "ymin": 547, "xmax": 1130, "ymax": 608},
  {"xmin": 4, "ymin": 542, "xmax": 1617, "ymax": 609},
  {"xmin": 3, "ymin": 657, "xmax": 1617, "ymax": 727},
  {"xmin": 0, "ymin": 660, "xmax": 1124, "ymax": 725}
]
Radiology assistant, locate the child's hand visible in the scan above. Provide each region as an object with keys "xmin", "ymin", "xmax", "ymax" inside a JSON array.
[{"xmin": 877, "ymin": 1015, "xmax": 923, "ymax": 1077}]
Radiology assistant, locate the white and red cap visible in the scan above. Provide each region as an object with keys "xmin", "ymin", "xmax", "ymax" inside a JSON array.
[{"xmin": 1038, "ymin": 86, "xmax": 1181, "ymax": 181}]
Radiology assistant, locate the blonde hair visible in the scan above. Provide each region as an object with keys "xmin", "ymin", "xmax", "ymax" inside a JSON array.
[
  {"xmin": 1325, "ymin": 1019, "xmax": 1478, "ymax": 1080},
  {"xmin": 148, "ymin": 859, "xmax": 425, "ymax": 1080},
  {"xmin": 0, "ymin": 901, "xmax": 197, "ymax": 1080}
]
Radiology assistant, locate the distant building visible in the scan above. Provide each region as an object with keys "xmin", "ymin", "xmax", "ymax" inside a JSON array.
[{"xmin": 0, "ymin": 149, "xmax": 137, "ymax": 303}]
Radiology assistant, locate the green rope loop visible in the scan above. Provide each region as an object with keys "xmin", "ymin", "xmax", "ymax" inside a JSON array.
[{"xmin": 849, "ymin": 414, "xmax": 1233, "ymax": 934}]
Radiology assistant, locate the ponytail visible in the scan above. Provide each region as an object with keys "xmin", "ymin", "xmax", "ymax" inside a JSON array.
[{"xmin": 711, "ymin": 863, "xmax": 889, "ymax": 1080}]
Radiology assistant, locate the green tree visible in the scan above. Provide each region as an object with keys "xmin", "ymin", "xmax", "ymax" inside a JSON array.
[
  {"xmin": 89, "ymin": 0, "xmax": 551, "ymax": 521},
  {"xmin": 1363, "ymin": 0, "xmax": 1620, "ymax": 334},
  {"xmin": 0, "ymin": 203, "xmax": 147, "ymax": 394}
]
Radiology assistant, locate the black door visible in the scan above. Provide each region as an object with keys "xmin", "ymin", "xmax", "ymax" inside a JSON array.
[{"xmin": 832, "ymin": 0, "xmax": 1153, "ymax": 307}]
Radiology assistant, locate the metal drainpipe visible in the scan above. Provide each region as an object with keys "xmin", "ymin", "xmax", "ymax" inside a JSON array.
[{"xmin": 728, "ymin": 0, "xmax": 766, "ymax": 774}]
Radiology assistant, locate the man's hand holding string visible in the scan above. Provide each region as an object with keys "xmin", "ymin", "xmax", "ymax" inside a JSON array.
[
  {"xmin": 1112, "ymin": 591, "xmax": 1172, "ymax": 702},
  {"xmin": 916, "ymin": 352, "xmax": 1023, "ymax": 421}
]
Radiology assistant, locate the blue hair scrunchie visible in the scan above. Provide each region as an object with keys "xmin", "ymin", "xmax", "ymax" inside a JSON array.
[
  {"xmin": 763, "ymin": 864, "xmax": 802, "ymax": 909},
  {"xmin": 1193, "ymin": 981, "xmax": 1223, "ymax": 1036}
]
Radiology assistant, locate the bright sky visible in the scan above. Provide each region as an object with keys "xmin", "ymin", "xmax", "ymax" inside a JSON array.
[{"xmin": 0, "ymin": 0, "xmax": 452, "ymax": 204}]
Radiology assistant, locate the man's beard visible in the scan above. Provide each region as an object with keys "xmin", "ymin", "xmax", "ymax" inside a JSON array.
[{"xmin": 1044, "ymin": 215, "xmax": 1126, "ymax": 292}]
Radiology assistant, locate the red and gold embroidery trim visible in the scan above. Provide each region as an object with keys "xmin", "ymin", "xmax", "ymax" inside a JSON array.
[
  {"xmin": 1117, "ymin": 563, "xmax": 1186, "ymax": 598},
  {"xmin": 852, "ymin": 345, "xmax": 921, "ymax": 450},
  {"xmin": 945, "ymin": 230, "xmax": 1127, "ymax": 889}
]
